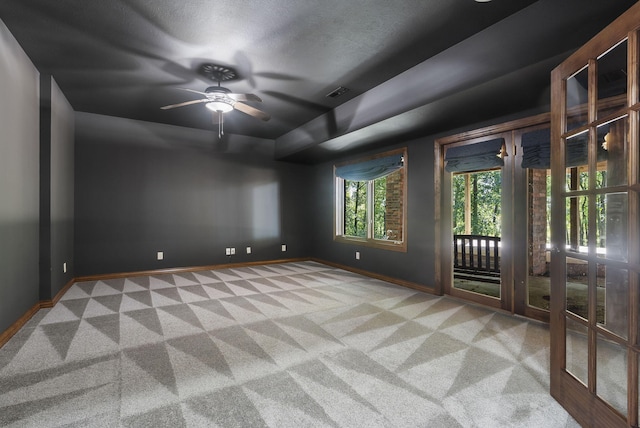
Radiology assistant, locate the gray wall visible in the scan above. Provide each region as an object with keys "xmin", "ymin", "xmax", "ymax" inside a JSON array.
[
  {"xmin": 309, "ymin": 139, "xmax": 437, "ymax": 289},
  {"xmin": 0, "ymin": 19, "xmax": 40, "ymax": 332},
  {"xmin": 0, "ymin": 19, "xmax": 75, "ymax": 333},
  {"xmin": 74, "ymin": 113, "xmax": 312, "ymax": 276},
  {"xmin": 49, "ymin": 78, "xmax": 75, "ymax": 298}
]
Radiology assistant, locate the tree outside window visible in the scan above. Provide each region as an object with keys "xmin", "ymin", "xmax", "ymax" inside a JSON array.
[
  {"xmin": 343, "ymin": 180, "xmax": 367, "ymax": 237},
  {"xmin": 452, "ymin": 169, "xmax": 501, "ymax": 237}
]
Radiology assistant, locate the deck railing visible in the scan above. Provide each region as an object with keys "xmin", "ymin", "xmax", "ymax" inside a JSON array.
[{"xmin": 453, "ymin": 235, "xmax": 501, "ymax": 283}]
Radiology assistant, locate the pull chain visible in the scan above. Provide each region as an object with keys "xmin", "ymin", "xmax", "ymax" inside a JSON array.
[{"xmin": 218, "ymin": 112, "xmax": 224, "ymax": 138}]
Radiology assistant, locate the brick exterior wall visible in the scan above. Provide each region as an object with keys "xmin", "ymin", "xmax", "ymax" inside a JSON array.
[
  {"xmin": 529, "ymin": 169, "xmax": 548, "ymax": 276},
  {"xmin": 384, "ymin": 169, "xmax": 403, "ymax": 241}
]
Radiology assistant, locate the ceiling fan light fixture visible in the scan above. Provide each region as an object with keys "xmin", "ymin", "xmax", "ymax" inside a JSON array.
[{"xmin": 205, "ymin": 100, "xmax": 234, "ymax": 113}]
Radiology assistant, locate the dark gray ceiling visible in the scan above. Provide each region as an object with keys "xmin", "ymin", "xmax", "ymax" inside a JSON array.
[{"xmin": 0, "ymin": 0, "xmax": 636, "ymax": 162}]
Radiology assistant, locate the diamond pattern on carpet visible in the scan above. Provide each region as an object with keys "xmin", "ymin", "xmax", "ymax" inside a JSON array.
[{"xmin": 0, "ymin": 261, "xmax": 579, "ymax": 427}]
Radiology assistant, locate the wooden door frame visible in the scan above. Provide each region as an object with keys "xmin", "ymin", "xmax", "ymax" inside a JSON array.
[
  {"xmin": 434, "ymin": 113, "xmax": 549, "ymax": 311},
  {"xmin": 549, "ymin": 3, "xmax": 640, "ymax": 427},
  {"xmin": 511, "ymin": 123, "xmax": 554, "ymax": 322}
]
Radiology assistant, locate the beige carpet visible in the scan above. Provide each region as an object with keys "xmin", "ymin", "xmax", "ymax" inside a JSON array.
[{"xmin": 0, "ymin": 261, "xmax": 578, "ymax": 427}]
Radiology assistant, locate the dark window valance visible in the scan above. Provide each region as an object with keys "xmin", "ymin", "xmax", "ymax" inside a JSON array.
[
  {"xmin": 566, "ymin": 133, "xmax": 589, "ymax": 168},
  {"xmin": 566, "ymin": 131, "xmax": 609, "ymax": 167},
  {"xmin": 521, "ymin": 128, "xmax": 608, "ymax": 169},
  {"xmin": 521, "ymin": 128, "xmax": 551, "ymax": 169},
  {"xmin": 335, "ymin": 154, "xmax": 403, "ymax": 181},
  {"xmin": 444, "ymin": 138, "xmax": 504, "ymax": 173}
]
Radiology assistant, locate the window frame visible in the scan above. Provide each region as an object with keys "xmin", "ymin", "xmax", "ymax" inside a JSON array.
[{"xmin": 333, "ymin": 147, "xmax": 407, "ymax": 252}]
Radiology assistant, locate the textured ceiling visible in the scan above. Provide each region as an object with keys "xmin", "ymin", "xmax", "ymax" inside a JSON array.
[{"xmin": 0, "ymin": 0, "xmax": 636, "ymax": 162}]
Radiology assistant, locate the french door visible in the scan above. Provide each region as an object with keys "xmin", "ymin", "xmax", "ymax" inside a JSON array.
[
  {"xmin": 442, "ymin": 133, "xmax": 513, "ymax": 311},
  {"xmin": 441, "ymin": 127, "xmax": 553, "ymax": 320},
  {"xmin": 550, "ymin": 4, "xmax": 640, "ymax": 426}
]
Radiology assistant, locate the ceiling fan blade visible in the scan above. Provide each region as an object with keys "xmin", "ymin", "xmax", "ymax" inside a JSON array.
[
  {"xmin": 233, "ymin": 102, "xmax": 271, "ymax": 121},
  {"xmin": 177, "ymin": 87, "xmax": 208, "ymax": 96},
  {"xmin": 160, "ymin": 98, "xmax": 208, "ymax": 110},
  {"xmin": 228, "ymin": 93, "xmax": 262, "ymax": 103}
]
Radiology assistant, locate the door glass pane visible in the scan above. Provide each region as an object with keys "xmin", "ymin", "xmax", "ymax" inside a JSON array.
[
  {"xmin": 637, "ymin": 272, "xmax": 640, "ymax": 346},
  {"xmin": 566, "ymin": 196, "xmax": 588, "ymax": 254},
  {"xmin": 528, "ymin": 169, "xmax": 551, "ymax": 311},
  {"xmin": 597, "ymin": 193, "xmax": 628, "ymax": 262},
  {"xmin": 597, "ymin": 116, "xmax": 629, "ymax": 188},
  {"xmin": 636, "ymin": 113, "xmax": 640, "ymax": 184},
  {"xmin": 597, "ymin": 334, "xmax": 628, "ymax": 415},
  {"xmin": 567, "ymin": 67, "xmax": 589, "ymax": 131},
  {"xmin": 452, "ymin": 170, "xmax": 501, "ymax": 298},
  {"xmin": 597, "ymin": 264, "xmax": 629, "ymax": 340},
  {"xmin": 566, "ymin": 317, "xmax": 589, "ymax": 385},
  {"xmin": 566, "ymin": 133, "xmax": 589, "ymax": 191},
  {"xmin": 597, "ymin": 39, "xmax": 628, "ymax": 118},
  {"xmin": 567, "ymin": 259, "xmax": 589, "ymax": 320}
]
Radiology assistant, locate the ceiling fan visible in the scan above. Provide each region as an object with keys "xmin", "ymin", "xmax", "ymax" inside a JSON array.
[{"xmin": 160, "ymin": 64, "xmax": 270, "ymax": 137}]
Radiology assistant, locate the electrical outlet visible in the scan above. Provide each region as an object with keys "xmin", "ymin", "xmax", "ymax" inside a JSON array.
[
  {"xmin": 281, "ymin": 244, "xmax": 287, "ymax": 252},
  {"xmin": 246, "ymin": 246, "xmax": 252, "ymax": 254},
  {"xmin": 225, "ymin": 248, "xmax": 231, "ymax": 256},
  {"xmin": 355, "ymin": 251, "xmax": 360, "ymax": 260},
  {"xmin": 157, "ymin": 251, "xmax": 164, "ymax": 260},
  {"xmin": 230, "ymin": 247, "xmax": 236, "ymax": 255},
  {"xmin": 63, "ymin": 262, "xmax": 67, "ymax": 273}
]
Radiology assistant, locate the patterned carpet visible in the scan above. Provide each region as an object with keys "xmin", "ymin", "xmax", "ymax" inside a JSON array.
[{"xmin": 0, "ymin": 261, "xmax": 578, "ymax": 427}]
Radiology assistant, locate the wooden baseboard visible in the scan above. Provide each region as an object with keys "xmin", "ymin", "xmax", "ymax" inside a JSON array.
[
  {"xmin": 312, "ymin": 258, "xmax": 439, "ymax": 295},
  {"xmin": 74, "ymin": 258, "xmax": 309, "ymax": 282},
  {"xmin": 0, "ymin": 278, "xmax": 78, "ymax": 348},
  {"xmin": 40, "ymin": 278, "xmax": 76, "ymax": 309},
  {"xmin": 0, "ymin": 302, "xmax": 41, "ymax": 349},
  {"xmin": 1, "ymin": 257, "xmax": 435, "ymax": 349}
]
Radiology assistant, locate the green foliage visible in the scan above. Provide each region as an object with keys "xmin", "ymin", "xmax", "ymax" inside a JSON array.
[
  {"xmin": 565, "ymin": 170, "xmax": 608, "ymax": 249},
  {"xmin": 452, "ymin": 175, "xmax": 466, "ymax": 235},
  {"xmin": 344, "ymin": 174, "xmax": 395, "ymax": 239},
  {"xmin": 451, "ymin": 165, "xmax": 612, "ymax": 251},
  {"xmin": 452, "ymin": 170, "xmax": 502, "ymax": 237},
  {"xmin": 344, "ymin": 180, "xmax": 367, "ymax": 237}
]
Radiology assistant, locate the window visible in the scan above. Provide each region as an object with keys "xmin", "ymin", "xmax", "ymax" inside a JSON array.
[{"xmin": 334, "ymin": 148, "xmax": 407, "ymax": 251}]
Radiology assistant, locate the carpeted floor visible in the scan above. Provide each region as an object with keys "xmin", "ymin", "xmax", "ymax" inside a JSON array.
[{"xmin": 0, "ymin": 261, "xmax": 578, "ymax": 427}]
